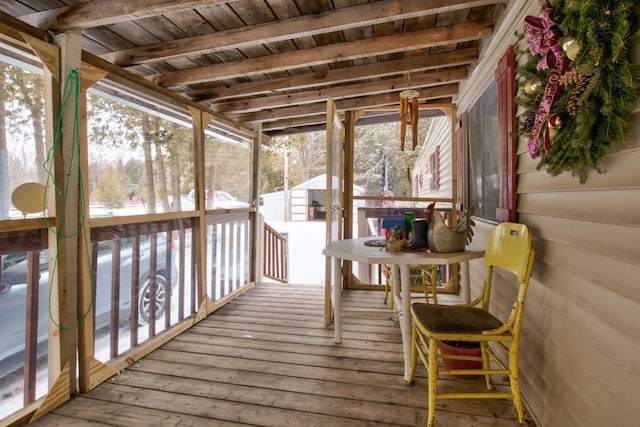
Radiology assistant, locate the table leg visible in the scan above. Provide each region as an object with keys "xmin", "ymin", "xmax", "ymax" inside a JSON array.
[
  {"xmin": 399, "ymin": 264, "xmax": 412, "ymax": 382},
  {"xmin": 461, "ymin": 260, "xmax": 471, "ymax": 304},
  {"xmin": 390, "ymin": 264, "xmax": 400, "ymax": 305},
  {"xmin": 333, "ymin": 256, "xmax": 342, "ymax": 343}
]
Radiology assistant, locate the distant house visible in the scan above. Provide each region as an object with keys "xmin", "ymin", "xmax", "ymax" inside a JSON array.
[
  {"xmin": 261, "ymin": 174, "xmax": 364, "ymax": 222},
  {"xmin": 412, "ymin": 115, "xmax": 452, "ymax": 209}
]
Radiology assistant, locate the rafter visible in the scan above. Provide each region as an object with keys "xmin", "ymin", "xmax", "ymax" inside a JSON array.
[
  {"xmin": 187, "ymin": 47, "xmax": 478, "ymax": 102},
  {"xmin": 231, "ymin": 84, "xmax": 459, "ymax": 124},
  {"xmin": 262, "ymin": 115, "xmax": 329, "ymax": 133},
  {"xmin": 102, "ymin": 0, "xmax": 501, "ymax": 67},
  {"xmin": 210, "ymin": 67, "xmax": 468, "ymax": 115},
  {"xmin": 54, "ymin": 0, "xmax": 237, "ymax": 31},
  {"xmin": 152, "ymin": 20, "xmax": 492, "ymax": 87},
  {"xmin": 261, "ymin": 99, "xmax": 452, "ymax": 135}
]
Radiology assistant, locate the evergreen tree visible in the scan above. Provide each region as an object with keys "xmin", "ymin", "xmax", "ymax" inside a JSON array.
[{"xmin": 92, "ymin": 163, "xmax": 127, "ymax": 208}]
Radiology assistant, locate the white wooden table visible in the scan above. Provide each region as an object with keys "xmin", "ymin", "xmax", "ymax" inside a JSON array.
[{"xmin": 323, "ymin": 237, "xmax": 484, "ymax": 382}]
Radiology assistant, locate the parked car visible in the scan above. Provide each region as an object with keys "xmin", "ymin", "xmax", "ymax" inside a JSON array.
[{"xmin": 0, "ymin": 234, "xmax": 178, "ymax": 377}]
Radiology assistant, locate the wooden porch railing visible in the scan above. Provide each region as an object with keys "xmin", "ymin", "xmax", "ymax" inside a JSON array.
[
  {"xmin": 0, "ymin": 212, "xmax": 254, "ymax": 420},
  {"xmin": 263, "ymin": 222, "xmax": 288, "ymax": 283}
]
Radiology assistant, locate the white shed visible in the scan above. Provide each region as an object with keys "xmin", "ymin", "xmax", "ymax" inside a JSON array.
[{"xmin": 260, "ymin": 174, "xmax": 365, "ymax": 222}]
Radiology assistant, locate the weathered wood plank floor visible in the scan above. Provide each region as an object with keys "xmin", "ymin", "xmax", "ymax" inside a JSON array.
[{"xmin": 32, "ymin": 283, "xmax": 535, "ymax": 426}]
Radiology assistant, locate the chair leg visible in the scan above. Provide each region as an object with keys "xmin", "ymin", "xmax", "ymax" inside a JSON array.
[
  {"xmin": 384, "ymin": 268, "xmax": 395, "ymax": 310},
  {"xmin": 384, "ymin": 277, "xmax": 389, "ymax": 304},
  {"xmin": 408, "ymin": 322, "xmax": 418, "ymax": 384},
  {"xmin": 427, "ymin": 338, "xmax": 438, "ymax": 427},
  {"xmin": 481, "ymin": 342, "xmax": 492, "ymax": 390},
  {"xmin": 509, "ymin": 345, "xmax": 525, "ymax": 424}
]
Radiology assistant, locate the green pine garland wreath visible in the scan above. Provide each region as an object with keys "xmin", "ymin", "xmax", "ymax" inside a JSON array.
[{"xmin": 516, "ymin": 0, "xmax": 640, "ymax": 183}]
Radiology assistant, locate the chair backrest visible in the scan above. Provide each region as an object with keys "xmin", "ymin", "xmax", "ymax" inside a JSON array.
[
  {"xmin": 479, "ymin": 223, "xmax": 535, "ymax": 336},
  {"xmin": 484, "ymin": 223, "xmax": 533, "ymax": 282}
]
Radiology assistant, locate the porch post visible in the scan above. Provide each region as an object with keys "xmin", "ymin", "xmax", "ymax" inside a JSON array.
[
  {"xmin": 343, "ymin": 111, "xmax": 356, "ymax": 288},
  {"xmin": 51, "ymin": 30, "xmax": 82, "ymax": 394},
  {"xmin": 251, "ymin": 123, "xmax": 262, "ymax": 284}
]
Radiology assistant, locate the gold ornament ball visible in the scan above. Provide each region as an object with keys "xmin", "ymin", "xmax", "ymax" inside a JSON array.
[
  {"xmin": 561, "ymin": 37, "xmax": 581, "ymax": 61},
  {"xmin": 548, "ymin": 126, "xmax": 559, "ymax": 140},
  {"xmin": 524, "ymin": 79, "xmax": 542, "ymax": 95}
]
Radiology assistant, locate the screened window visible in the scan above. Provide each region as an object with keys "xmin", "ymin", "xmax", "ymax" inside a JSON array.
[
  {"xmin": 203, "ymin": 130, "xmax": 252, "ymax": 210},
  {"xmin": 87, "ymin": 93, "xmax": 195, "ymax": 216},
  {"xmin": 467, "ymin": 80, "xmax": 499, "ymax": 221}
]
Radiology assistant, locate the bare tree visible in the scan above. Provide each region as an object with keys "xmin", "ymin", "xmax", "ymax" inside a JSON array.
[{"xmin": 0, "ymin": 63, "xmax": 8, "ymax": 218}]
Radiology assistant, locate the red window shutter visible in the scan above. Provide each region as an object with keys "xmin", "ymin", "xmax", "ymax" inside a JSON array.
[{"xmin": 495, "ymin": 45, "xmax": 517, "ymax": 222}]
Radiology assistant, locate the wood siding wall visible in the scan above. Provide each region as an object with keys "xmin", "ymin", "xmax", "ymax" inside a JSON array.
[
  {"xmin": 457, "ymin": 1, "xmax": 640, "ymax": 426},
  {"xmin": 413, "ymin": 115, "xmax": 452, "ymax": 204}
]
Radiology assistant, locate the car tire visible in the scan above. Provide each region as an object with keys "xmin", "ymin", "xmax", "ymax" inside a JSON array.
[{"xmin": 138, "ymin": 274, "xmax": 168, "ymax": 326}]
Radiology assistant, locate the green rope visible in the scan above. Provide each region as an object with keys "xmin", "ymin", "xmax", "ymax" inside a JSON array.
[{"xmin": 43, "ymin": 68, "xmax": 95, "ymax": 331}]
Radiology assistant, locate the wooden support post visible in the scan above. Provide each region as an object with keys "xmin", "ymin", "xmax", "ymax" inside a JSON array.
[
  {"xmin": 38, "ymin": 33, "xmax": 63, "ymax": 398},
  {"xmin": 52, "ymin": 30, "xmax": 82, "ymax": 394},
  {"xmin": 251, "ymin": 123, "xmax": 262, "ymax": 284},
  {"xmin": 188, "ymin": 107, "xmax": 212, "ymax": 318},
  {"xmin": 343, "ymin": 111, "xmax": 355, "ymax": 289},
  {"xmin": 450, "ymin": 104, "xmax": 460, "ymax": 293},
  {"xmin": 77, "ymin": 63, "xmax": 108, "ymax": 393}
]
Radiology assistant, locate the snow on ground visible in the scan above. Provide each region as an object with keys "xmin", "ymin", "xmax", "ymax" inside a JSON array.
[
  {"xmin": 266, "ymin": 220, "xmax": 327, "ymax": 285},
  {"xmin": 264, "ymin": 218, "xmax": 363, "ymax": 285}
]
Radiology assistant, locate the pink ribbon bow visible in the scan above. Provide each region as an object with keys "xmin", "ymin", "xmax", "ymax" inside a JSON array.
[
  {"xmin": 523, "ymin": 6, "xmax": 569, "ymax": 158},
  {"xmin": 524, "ymin": 8, "xmax": 566, "ymax": 71}
]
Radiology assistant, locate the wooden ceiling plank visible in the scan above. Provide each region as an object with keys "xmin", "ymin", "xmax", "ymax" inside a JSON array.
[
  {"xmin": 153, "ymin": 20, "xmax": 492, "ymax": 87},
  {"xmin": 187, "ymin": 47, "xmax": 478, "ymax": 102},
  {"xmin": 231, "ymin": 83, "xmax": 459, "ymax": 123},
  {"xmin": 55, "ymin": 0, "xmax": 240, "ymax": 31},
  {"xmin": 210, "ymin": 67, "xmax": 468, "ymax": 114},
  {"xmin": 103, "ymin": 0, "xmax": 500, "ymax": 67}
]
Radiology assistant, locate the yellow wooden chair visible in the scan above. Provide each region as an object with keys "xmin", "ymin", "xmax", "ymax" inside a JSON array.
[
  {"xmin": 408, "ymin": 222, "xmax": 535, "ymax": 426},
  {"xmin": 384, "ymin": 264, "xmax": 439, "ymax": 310}
]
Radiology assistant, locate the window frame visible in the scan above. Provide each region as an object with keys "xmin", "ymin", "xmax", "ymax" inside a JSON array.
[{"xmin": 461, "ymin": 45, "xmax": 517, "ymax": 223}]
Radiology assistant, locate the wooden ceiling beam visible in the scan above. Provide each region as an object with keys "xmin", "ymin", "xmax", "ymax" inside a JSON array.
[
  {"xmin": 210, "ymin": 67, "xmax": 468, "ymax": 114},
  {"xmin": 261, "ymin": 100, "xmax": 451, "ymax": 135},
  {"xmin": 102, "ymin": 0, "xmax": 502, "ymax": 67},
  {"xmin": 261, "ymin": 115, "xmax": 329, "ymax": 132},
  {"xmin": 54, "ymin": 0, "xmax": 237, "ymax": 31},
  {"xmin": 232, "ymin": 84, "xmax": 459, "ymax": 124},
  {"xmin": 187, "ymin": 47, "xmax": 478, "ymax": 102},
  {"xmin": 152, "ymin": 20, "xmax": 492, "ymax": 87}
]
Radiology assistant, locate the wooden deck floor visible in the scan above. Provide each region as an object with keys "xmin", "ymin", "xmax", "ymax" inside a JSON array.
[{"xmin": 32, "ymin": 283, "xmax": 535, "ymax": 426}]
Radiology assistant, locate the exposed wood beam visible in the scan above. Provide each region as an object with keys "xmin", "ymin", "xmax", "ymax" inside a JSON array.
[
  {"xmin": 153, "ymin": 20, "xmax": 492, "ymax": 87},
  {"xmin": 211, "ymin": 67, "xmax": 468, "ymax": 114},
  {"xmin": 55, "ymin": 0, "xmax": 238, "ymax": 31},
  {"xmin": 79, "ymin": 51, "xmax": 254, "ymax": 137},
  {"xmin": 187, "ymin": 47, "xmax": 478, "ymax": 102},
  {"xmin": 232, "ymin": 84, "xmax": 459, "ymax": 124},
  {"xmin": 0, "ymin": 11, "xmax": 50, "ymax": 42},
  {"xmin": 19, "ymin": 7, "xmax": 69, "ymax": 30},
  {"xmin": 262, "ymin": 115, "xmax": 329, "ymax": 132},
  {"xmin": 262, "ymin": 106, "xmax": 448, "ymax": 136},
  {"xmin": 259, "ymin": 109, "xmax": 424, "ymax": 132},
  {"xmin": 102, "ymin": 0, "xmax": 501, "ymax": 67}
]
